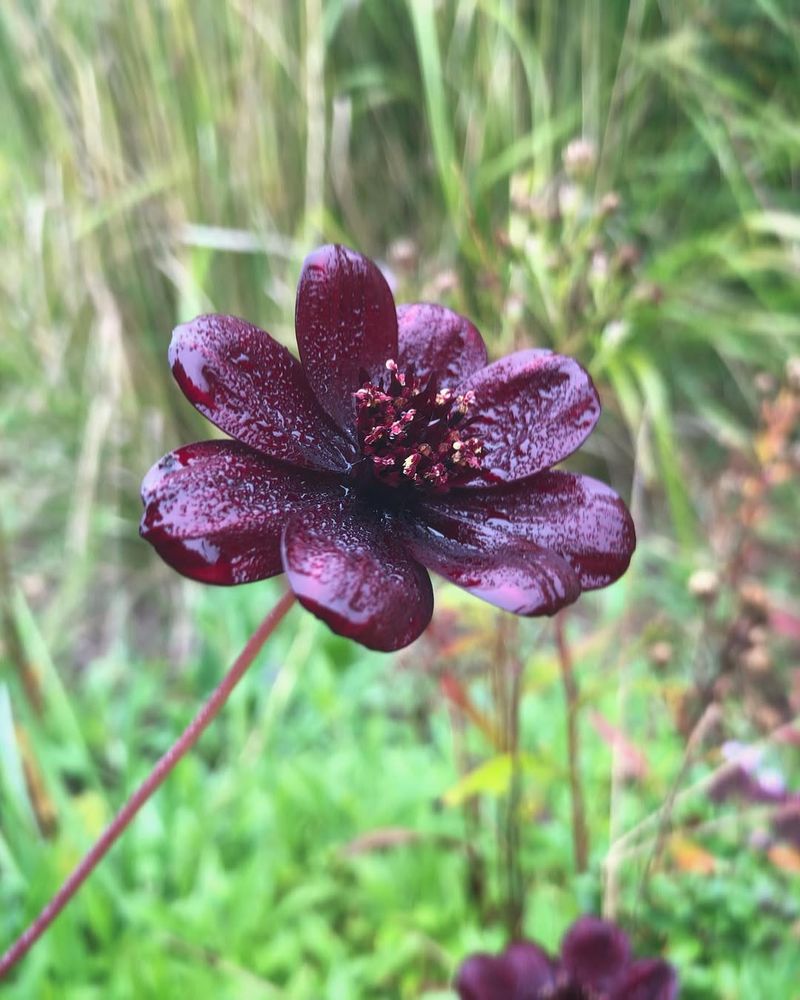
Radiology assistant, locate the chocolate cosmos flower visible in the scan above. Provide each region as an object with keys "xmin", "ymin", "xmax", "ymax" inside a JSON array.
[
  {"xmin": 455, "ymin": 916, "xmax": 678, "ymax": 1000},
  {"xmin": 141, "ymin": 245, "xmax": 635, "ymax": 651}
]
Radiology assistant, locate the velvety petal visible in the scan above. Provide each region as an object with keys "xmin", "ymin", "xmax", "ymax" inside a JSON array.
[
  {"xmin": 418, "ymin": 472, "xmax": 635, "ymax": 590},
  {"xmin": 402, "ymin": 522, "xmax": 581, "ymax": 617},
  {"xmin": 295, "ymin": 244, "xmax": 399, "ymax": 433},
  {"xmin": 610, "ymin": 959, "xmax": 679, "ymax": 1000},
  {"xmin": 140, "ymin": 440, "xmax": 341, "ymax": 585},
  {"xmin": 454, "ymin": 954, "xmax": 516, "ymax": 1000},
  {"xmin": 280, "ymin": 499, "xmax": 432, "ymax": 652},
  {"xmin": 169, "ymin": 315, "xmax": 354, "ymax": 471},
  {"xmin": 459, "ymin": 350, "xmax": 600, "ymax": 484},
  {"xmin": 397, "ymin": 303, "xmax": 487, "ymax": 388},
  {"xmin": 560, "ymin": 916, "xmax": 631, "ymax": 995},
  {"xmin": 551, "ymin": 985, "xmax": 587, "ymax": 1000},
  {"xmin": 502, "ymin": 941, "xmax": 557, "ymax": 998}
]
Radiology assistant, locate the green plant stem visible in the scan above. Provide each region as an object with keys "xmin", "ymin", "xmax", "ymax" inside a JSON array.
[
  {"xmin": 555, "ymin": 613, "xmax": 589, "ymax": 873},
  {"xmin": 0, "ymin": 589, "xmax": 296, "ymax": 980}
]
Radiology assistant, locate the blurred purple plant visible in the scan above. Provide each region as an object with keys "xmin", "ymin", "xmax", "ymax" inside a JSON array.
[
  {"xmin": 141, "ymin": 245, "xmax": 634, "ymax": 651},
  {"xmin": 771, "ymin": 802, "xmax": 800, "ymax": 848},
  {"xmin": 455, "ymin": 916, "xmax": 678, "ymax": 1000},
  {"xmin": 708, "ymin": 740, "xmax": 791, "ymax": 805}
]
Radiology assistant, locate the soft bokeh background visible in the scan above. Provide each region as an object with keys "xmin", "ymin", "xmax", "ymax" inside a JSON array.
[{"xmin": 1, "ymin": 1, "xmax": 800, "ymax": 996}]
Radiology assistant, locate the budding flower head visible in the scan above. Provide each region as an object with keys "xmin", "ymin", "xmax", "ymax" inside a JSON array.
[
  {"xmin": 614, "ymin": 243, "xmax": 640, "ymax": 272},
  {"xmin": 688, "ymin": 568, "xmax": 720, "ymax": 602},
  {"xmin": 648, "ymin": 640, "xmax": 673, "ymax": 668},
  {"xmin": 387, "ymin": 236, "xmax": 418, "ymax": 273},
  {"xmin": 599, "ymin": 191, "xmax": 621, "ymax": 216},
  {"xmin": 563, "ymin": 137, "xmax": 597, "ymax": 180},
  {"xmin": 741, "ymin": 645, "xmax": 772, "ymax": 674},
  {"xmin": 739, "ymin": 580, "xmax": 769, "ymax": 618},
  {"xmin": 753, "ymin": 371, "xmax": 776, "ymax": 397}
]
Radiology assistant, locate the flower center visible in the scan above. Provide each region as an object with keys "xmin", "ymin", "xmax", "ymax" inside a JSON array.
[{"xmin": 353, "ymin": 359, "xmax": 483, "ymax": 492}]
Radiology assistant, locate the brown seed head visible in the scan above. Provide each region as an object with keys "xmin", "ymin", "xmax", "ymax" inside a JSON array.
[
  {"xmin": 741, "ymin": 645, "xmax": 772, "ymax": 674},
  {"xmin": 739, "ymin": 581, "xmax": 769, "ymax": 618}
]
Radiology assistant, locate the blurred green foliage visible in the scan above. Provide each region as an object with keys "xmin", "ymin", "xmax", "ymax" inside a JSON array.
[{"xmin": 1, "ymin": 0, "xmax": 799, "ymax": 996}]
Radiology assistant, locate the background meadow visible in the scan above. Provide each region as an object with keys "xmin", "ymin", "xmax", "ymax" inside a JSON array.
[{"xmin": 1, "ymin": 1, "xmax": 800, "ymax": 996}]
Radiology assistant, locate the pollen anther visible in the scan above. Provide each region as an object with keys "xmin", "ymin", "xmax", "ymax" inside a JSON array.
[{"xmin": 354, "ymin": 359, "xmax": 484, "ymax": 491}]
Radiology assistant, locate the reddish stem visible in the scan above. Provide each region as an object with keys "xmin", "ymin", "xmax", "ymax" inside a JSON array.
[{"xmin": 0, "ymin": 589, "xmax": 296, "ymax": 980}]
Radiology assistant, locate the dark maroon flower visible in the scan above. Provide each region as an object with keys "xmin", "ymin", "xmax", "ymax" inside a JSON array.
[
  {"xmin": 455, "ymin": 916, "xmax": 678, "ymax": 1000},
  {"xmin": 708, "ymin": 741, "xmax": 790, "ymax": 806},
  {"xmin": 141, "ymin": 245, "xmax": 635, "ymax": 651},
  {"xmin": 708, "ymin": 764, "xmax": 788, "ymax": 806}
]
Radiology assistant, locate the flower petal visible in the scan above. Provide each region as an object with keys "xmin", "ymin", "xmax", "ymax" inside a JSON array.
[
  {"xmin": 140, "ymin": 440, "xmax": 340, "ymax": 585},
  {"xmin": 560, "ymin": 916, "xmax": 631, "ymax": 994},
  {"xmin": 460, "ymin": 350, "xmax": 600, "ymax": 484},
  {"xmin": 169, "ymin": 314, "xmax": 354, "ymax": 471},
  {"xmin": 402, "ymin": 522, "xmax": 581, "ymax": 617},
  {"xmin": 295, "ymin": 244, "xmax": 399, "ymax": 433},
  {"xmin": 280, "ymin": 499, "xmax": 432, "ymax": 651},
  {"xmin": 418, "ymin": 472, "xmax": 635, "ymax": 590},
  {"xmin": 610, "ymin": 959, "xmax": 679, "ymax": 1000},
  {"xmin": 397, "ymin": 303, "xmax": 487, "ymax": 388},
  {"xmin": 502, "ymin": 941, "xmax": 557, "ymax": 995},
  {"xmin": 454, "ymin": 954, "xmax": 516, "ymax": 1000}
]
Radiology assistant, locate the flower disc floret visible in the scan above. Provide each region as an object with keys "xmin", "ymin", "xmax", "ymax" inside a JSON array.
[{"xmin": 354, "ymin": 359, "xmax": 484, "ymax": 491}]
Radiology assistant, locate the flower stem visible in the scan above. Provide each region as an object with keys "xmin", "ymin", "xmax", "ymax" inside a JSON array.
[
  {"xmin": 0, "ymin": 589, "xmax": 296, "ymax": 980},
  {"xmin": 555, "ymin": 612, "xmax": 589, "ymax": 873}
]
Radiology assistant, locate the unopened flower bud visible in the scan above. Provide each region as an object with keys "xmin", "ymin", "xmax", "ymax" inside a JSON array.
[
  {"xmin": 563, "ymin": 137, "xmax": 597, "ymax": 180},
  {"xmin": 742, "ymin": 645, "xmax": 772, "ymax": 674},
  {"xmin": 601, "ymin": 319, "xmax": 629, "ymax": 349},
  {"xmin": 688, "ymin": 569, "xmax": 719, "ymax": 602},
  {"xmin": 648, "ymin": 641, "xmax": 673, "ymax": 668},
  {"xmin": 387, "ymin": 237, "xmax": 418, "ymax": 273},
  {"xmin": 614, "ymin": 243, "xmax": 640, "ymax": 272},
  {"xmin": 599, "ymin": 191, "xmax": 621, "ymax": 216},
  {"xmin": 739, "ymin": 581, "xmax": 769, "ymax": 617},
  {"xmin": 754, "ymin": 372, "xmax": 776, "ymax": 397}
]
